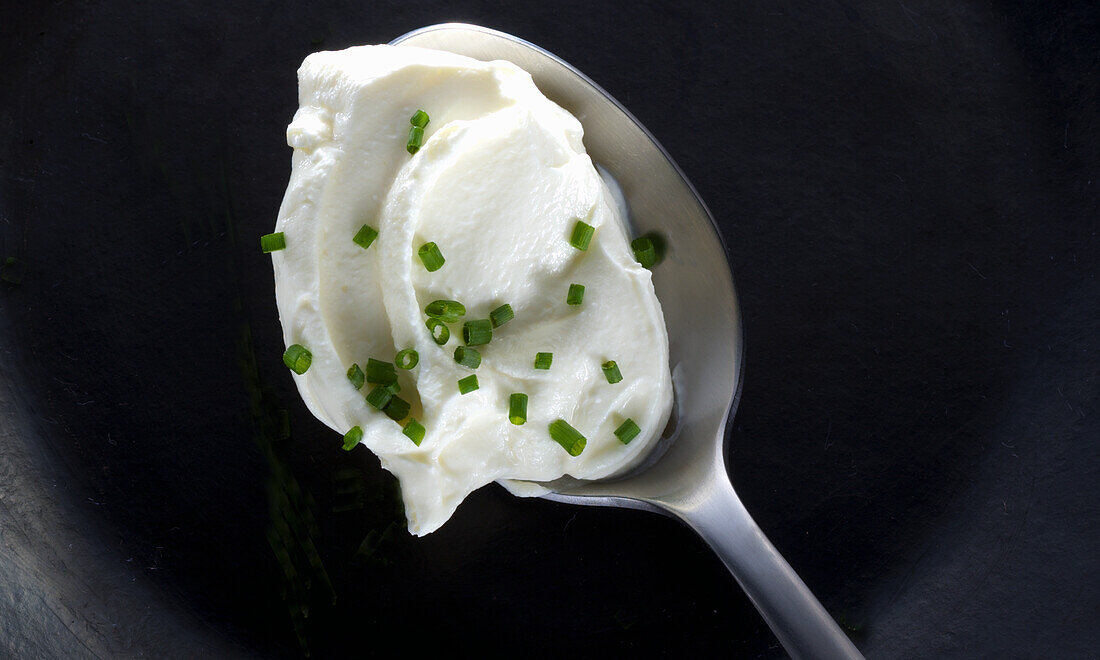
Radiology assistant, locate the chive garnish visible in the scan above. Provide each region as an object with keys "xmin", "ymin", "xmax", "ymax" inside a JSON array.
[
  {"xmin": 454, "ymin": 346, "xmax": 481, "ymax": 369},
  {"xmin": 407, "ymin": 125, "xmax": 424, "ymax": 154},
  {"xmin": 614, "ymin": 418, "xmax": 641, "ymax": 444},
  {"xmin": 385, "ymin": 380, "xmax": 401, "ymax": 394},
  {"xmin": 631, "ymin": 237, "xmax": 657, "ymax": 268},
  {"xmin": 425, "ymin": 299, "xmax": 466, "ymax": 322},
  {"xmin": 509, "ymin": 393, "xmax": 528, "ymax": 426},
  {"xmin": 426, "ymin": 318, "xmax": 450, "ymax": 345},
  {"xmin": 346, "ymin": 363, "xmax": 365, "ymax": 389},
  {"xmin": 534, "ymin": 352, "xmax": 553, "ymax": 370},
  {"xmin": 567, "ymin": 283, "xmax": 585, "ymax": 306},
  {"xmin": 395, "ymin": 348, "xmax": 419, "ymax": 369},
  {"xmin": 418, "ymin": 242, "xmax": 445, "ymax": 272},
  {"xmin": 353, "ymin": 224, "xmax": 378, "ymax": 249},
  {"xmin": 569, "ymin": 220, "xmax": 595, "ymax": 251},
  {"xmin": 342, "ymin": 426, "xmax": 363, "ymax": 451},
  {"xmin": 602, "ymin": 360, "xmax": 623, "ymax": 384},
  {"xmin": 366, "ymin": 358, "xmax": 397, "ymax": 385},
  {"xmin": 458, "ymin": 375, "xmax": 479, "ymax": 395},
  {"xmin": 489, "ymin": 304, "xmax": 514, "ymax": 328},
  {"xmin": 384, "ymin": 395, "xmax": 411, "ymax": 421},
  {"xmin": 282, "ymin": 344, "xmax": 312, "ymax": 374},
  {"xmin": 260, "ymin": 232, "xmax": 286, "ymax": 253},
  {"xmin": 463, "ymin": 319, "xmax": 492, "ymax": 346},
  {"xmin": 410, "ymin": 109, "xmax": 430, "ymax": 128},
  {"xmin": 365, "ymin": 385, "xmax": 392, "ymax": 410},
  {"xmin": 403, "ymin": 418, "xmax": 426, "ymax": 446},
  {"xmin": 548, "ymin": 419, "xmax": 586, "ymax": 456}
]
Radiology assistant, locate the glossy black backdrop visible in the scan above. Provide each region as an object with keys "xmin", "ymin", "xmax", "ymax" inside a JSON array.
[{"xmin": 1, "ymin": 1, "xmax": 1097, "ymax": 657}]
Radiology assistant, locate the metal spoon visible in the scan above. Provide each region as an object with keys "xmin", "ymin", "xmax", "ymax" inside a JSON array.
[{"xmin": 392, "ymin": 24, "xmax": 863, "ymax": 660}]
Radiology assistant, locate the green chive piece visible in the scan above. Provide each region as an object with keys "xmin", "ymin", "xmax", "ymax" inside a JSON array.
[
  {"xmin": 407, "ymin": 125, "xmax": 424, "ymax": 154},
  {"xmin": 567, "ymin": 283, "xmax": 585, "ymax": 306},
  {"xmin": 260, "ymin": 232, "xmax": 286, "ymax": 253},
  {"xmin": 366, "ymin": 358, "xmax": 397, "ymax": 385},
  {"xmin": 346, "ymin": 363, "xmax": 365, "ymax": 390},
  {"xmin": 342, "ymin": 426, "xmax": 363, "ymax": 451},
  {"xmin": 365, "ymin": 385, "xmax": 392, "ymax": 410},
  {"xmin": 425, "ymin": 299, "xmax": 466, "ymax": 322},
  {"xmin": 602, "ymin": 360, "xmax": 623, "ymax": 384},
  {"xmin": 426, "ymin": 318, "xmax": 450, "ymax": 345},
  {"xmin": 631, "ymin": 237, "xmax": 658, "ymax": 268},
  {"xmin": 353, "ymin": 224, "xmax": 379, "ymax": 249},
  {"xmin": 410, "ymin": 109, "xmax": 430, "ymax": 128},
  {"xmin": 569, "ymin": 220, "xmax": 595, "ymax": 250},
  {"xmin": 509, "ymin": 393, "xmax": 528, "ymax": 426},
  {"xmin": 1, "ymin": 257, "xmax": 25, "ymax": 284},
  {"xmin": 614, "ymin": 418, "xmax": 641, "ymax": 444},
  {"xmin": 418, "ymin": 242, "xmax": 445, "ymax": 271},
  {"xmin": 458, "ymin": 375, "xmax": 479, "ymax": 395},
  {"xmin": 403, "ymin": 418, "xmax": 426, "ymax": 446},
  {"xmin": 384, "ymin": 395, "xmax": 411, "ymax": 421},
  {"xmin": 282, "ymin": 344, "xmax": 312, "ymax": 374},
  {"xmin": 395, "ymin": 348, "xmax": 419, "ymax": 369},
  {"xmin": 385, "ymin": 381, "xmax": 401, "ymax": 394},
  {"xmin": 463, "ymin": 319, "xmax": 493, "ymax": 346},
  {"xmin": 489, "ymin": 303, "xmax": 514, "ymax": 328},
  {"xmin": 534, "ymin": 352, "xmax": 553, "ymax": 370},
  {"xmin": 548, "ymin": 419, "xmax": 587, "ymax": 456},
  {"xmin": 454, "ymin": 346, "xmax": 482, "ymax": 369}
]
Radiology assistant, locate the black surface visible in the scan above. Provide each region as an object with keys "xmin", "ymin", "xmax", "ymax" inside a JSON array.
[{"xmin": 1, "ymin": 1, "xmax": 1097, "ymax": 657}]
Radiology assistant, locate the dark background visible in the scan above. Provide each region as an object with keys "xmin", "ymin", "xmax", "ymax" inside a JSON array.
[{"xmin": 1, "ymin": 1, "xmax": 1097, "ymax": 657}]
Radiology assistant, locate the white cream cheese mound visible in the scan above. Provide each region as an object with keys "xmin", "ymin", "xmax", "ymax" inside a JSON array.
[{"xmin": 272, "ymin": 44, "xmax": 673, "ymax": 535}]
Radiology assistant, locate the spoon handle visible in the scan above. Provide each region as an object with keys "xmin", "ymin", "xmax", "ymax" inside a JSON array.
[{"xmin": 667, "ymin": 471, "xmax": 863, "ymax": 660}]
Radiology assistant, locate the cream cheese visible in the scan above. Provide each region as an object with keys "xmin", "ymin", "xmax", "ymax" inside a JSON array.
[{"xmin": 272, "ymin": 44, "xmax": 673, "ymax": 535}]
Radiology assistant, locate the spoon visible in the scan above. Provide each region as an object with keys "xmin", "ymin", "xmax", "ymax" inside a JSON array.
[{"xmin": 392, "ymin": 24, "xmax": 863, "ymax": 660}]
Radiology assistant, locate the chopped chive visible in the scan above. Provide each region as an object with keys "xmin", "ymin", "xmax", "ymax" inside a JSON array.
[
  {"xmin": 418, "ymin": 242, "xmax": 446, "ymax": 271},
  {"xmin": 569, "ymin": 220, "xmax": 595, "ymax": 251},
  {"xmin": 567, "ymin": 283, "xmax": 585, "ymax": 306},
  {"xmin": 509, "ymin": 393, "xmax": 528, "ymax": 426},
  {"xmin": 548, "ymin": 419, "xmax": 586, "ymax": 456},
  {"xmin": 602, "ymin": 360, "xmax": 623, "ymax": 384},
  {"xmin": 385, "ymin": 380, "xmax": 401, "ymax": 394},
  {"xmin": 407, "ymin": 125, "xmax": 424, "ymax": 154},
  {"xmin": 631, "ymin": 237, "xmax": 658, "ymax": 268},
  {"xmin": 458, "ymin": 375, "xmax": 479, "ymax": 395},
  {"xmin": 384, "ymin": 395, "xmax": 411, "ymax": 421},
  {"xmin": 346, "ymin": 363, "xmax": 365, "ymax": 389},
  {"xmin": 365, "ymin": 385, "xmax": 392, "ymax": 410},
  {"xmin": 395, "ymin": 348, "xmax": 419, "ymax": 369},
  {"xmin": 410, "ymin": 109, "xmax": 430, "ymax": 128},
  {"xmin": 260, "ymin": 232, "xmax": 286, "ymax": 253},
  {"xmin": 366, "ymin": 358, "xmax": 397, "ymax": 385},
  {"xmin": 534, "ymin": 352, "xmax": 553, "ymax": 370},
  {"xmin": 342, "ymin": 426, "xmax": 363, "ymax": 451},
  {"xmin": 489, "ymin": 303, "xmax": 514, "ymax": 328},
  {"xmin": 614, "ymin": 418, "xmax": 641, "ymax": 444},
  {"xmin": 425, "ymin": 299, "xmax": 466, "ymax": 322},
  {"xmin": 426, "ymin": 318, "xmax": 450, "ymax": 345},
  {"xmin": 454, "ymin": 346, "xmax": 481, "ymax": 369},
  {"xmin": 403, "ymin": 418, "xmax": 426, "ymax": 446},
  {"xmin": 282, "ymin": 344, "xmax": 312, "ymax": 374},
  {"xmin": 353, "ymin": 224, "xmax": 379, "ymax": 249},
  {"xmin": 463, "ymin": 319, "xmax": 493, "ymax": 346}
]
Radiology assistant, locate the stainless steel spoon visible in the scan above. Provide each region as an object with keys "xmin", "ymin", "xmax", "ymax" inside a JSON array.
[{"xmin": 392, "ymin": 24, "xmax": 863, "ymax": 660}]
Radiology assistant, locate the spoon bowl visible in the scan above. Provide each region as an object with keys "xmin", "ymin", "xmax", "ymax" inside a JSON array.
[{"xmin": 393, "ymin": 24, "xmax": 862, "ymax": 659}]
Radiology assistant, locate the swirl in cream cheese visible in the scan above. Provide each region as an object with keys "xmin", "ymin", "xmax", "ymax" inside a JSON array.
[{"xmin": 272, "ymin": 45, "xmax": 672, "ymax": 534}]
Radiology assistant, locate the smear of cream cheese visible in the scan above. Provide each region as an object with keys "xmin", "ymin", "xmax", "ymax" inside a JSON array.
[{"xmin": 272, "ymin": 44, "xmax": 673, "ymax": 535}]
